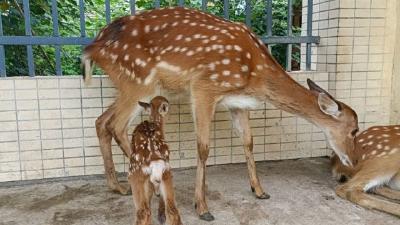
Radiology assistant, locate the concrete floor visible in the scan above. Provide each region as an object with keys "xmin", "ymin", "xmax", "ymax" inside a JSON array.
[{"xmin": 0, "ymin": 158, "xmax": 398, "ymax": 225}]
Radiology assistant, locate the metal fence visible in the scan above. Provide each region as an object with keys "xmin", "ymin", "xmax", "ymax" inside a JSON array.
[{"xmin": 0, "ymin": 0, "xmax": 319, "ymax": 77}]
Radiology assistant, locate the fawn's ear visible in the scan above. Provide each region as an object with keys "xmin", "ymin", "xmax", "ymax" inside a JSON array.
[
  {"xmin": 138, "ymin": 101, "xmax": 151, "ymax": 112},
  {"xmin": 158, "ymin": 102, "xmax": 169, "ymax": 116}
]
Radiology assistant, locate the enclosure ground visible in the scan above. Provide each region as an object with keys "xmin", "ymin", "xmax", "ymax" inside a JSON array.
[{"xmin": 0, "ymin": 157, "xmax": 398, "ymax": 225}]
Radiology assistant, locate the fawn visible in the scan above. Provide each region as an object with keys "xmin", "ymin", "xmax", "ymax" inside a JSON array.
[
  {"xmin": 331, "ymin": 125, "xmax": 400, "ymax": 217},
  {"xmin": 128, "ymin": 96, "xmax": 182, "ymax": 225}
]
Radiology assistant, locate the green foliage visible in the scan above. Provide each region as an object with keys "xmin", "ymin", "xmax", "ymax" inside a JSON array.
[{"xmin": 1, "ymin": 0, "xmax": 302, "ymax": 76}]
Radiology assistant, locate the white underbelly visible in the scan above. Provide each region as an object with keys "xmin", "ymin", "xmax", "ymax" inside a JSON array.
[{"xmin": 219, "ymin": 95, "xmax": 262, "ymax": 109}]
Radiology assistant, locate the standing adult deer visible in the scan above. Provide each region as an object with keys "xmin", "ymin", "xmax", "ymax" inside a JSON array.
[
  {"xmin": 331, "ymin": 125, "xmax": 400, "ymax": 217},
  {"xmin": 82, "ymin": 7, "xmax": 358, "ymax": 221}
]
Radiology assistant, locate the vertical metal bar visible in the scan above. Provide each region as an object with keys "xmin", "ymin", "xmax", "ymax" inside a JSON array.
[
  {"xmin": 23, "ymin": 0, "xmax": 34, "ymax": 77},
  {"xmin": 79, "ymin": 0, "xmax": 86, "ymax": 37},
  {"xmin": 286, "ymin": 0, "xmax": 293, "ymax": 71},
  {"xmin": 178, "ymin": 0, "xmax": 184, "ymax": 6},
  {"xmin": 130, "ymin": 0, "xmax": 136, "ymax": 15},
  {"xmin": 155, "ymin": 0, "xmax": 160, "ymax": 8},
  {"xmin": 245, "ymin": 0, "xmax": 251, "ymax": 27},
  {"xmin": 223, "ymin": 0, "xmax": 229, "ymax": 19},
  {"xmin": 306, "ymin": 0, "xmax": 313, "ymax": 70},
  {"xmin": 202, "ymin": 0, "xmax": 207, "ymax": 11},
  {"xmin": 105, "ymin": 0, "xmax": 111, "ymax": 24},
  {"xmin": 51, "ymin": 0, "xmax": 62, "ymax": 75},
  {"xmin": 0, "ymin": 13, "xmax": 6, "ymax": 77},
  {"xmin": 266, "ymin": 0, "xmax": 272, "ymax": 37}
]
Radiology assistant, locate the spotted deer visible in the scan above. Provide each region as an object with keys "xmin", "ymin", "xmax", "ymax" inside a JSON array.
[
  {"xmin": 331, "ymin": 125, "xmax": 400, "ymax": 217},
  {"xmin": 129, "ymin": 96, "xmax": 182, "ymax": 225},
  {"xmin": 82, "ymin": 7, "xmax": 359, "ymax": 221}
]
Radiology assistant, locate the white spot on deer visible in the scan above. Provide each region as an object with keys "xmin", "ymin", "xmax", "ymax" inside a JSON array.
[
  {"xmin": 202, "ymin": 39, "xmax": 210, "ymax": 44},
  {"xmin": 156, "ymin": 61, "xmax": 181, "ymax": 73},
  {"xmin": 100, "ymin": 49, "xmax": 106, "ymax": 56},
  {"xmin": 112, "ymin": 41, "xmax": 119, "ymax": 49},
  {"xmin": 205, "ymin": 46, "xmax": 211, "ymax": 52},
  {"xmin": 123, "ymin": 44, "xmax": 128, "ymax": 50},
  {"xmin": 136, "ymin": 44, "xmax": 142, "ymax": 49},
  {"xmin": 234, "ymin": 74, "xmax": 241, "ymax": 78},
  {"xmin": 190, "ymin": 22, "xmax": 197, "ymax": 26},
  {"xmin": 394, "ymin": 126, "xmax": 400, "ymax": 130},
  {"xmin": 358, "ymin": 138, "xmax": 364, "ymax": 143},
  {"xmin": 196, "ymin": 47, "xmax": 204, "ymax": 52},
  {"xmin": 256, "ymin": 65, "xmax": 263, "ymax": 71},
  {"xmin": 185, "ymin": 37, "xmax": 192, "ymax": 42},
  {"xmin": 129, "ymin": 15, "xmax": 135, "ymax": 20},
  {"xmin": 124, "ymin": 55, "xmax": 130, "ymax": 61},
  {"xmin": 361, "ymin": 154, "xmax": 366, "ymax": 160},
  {"xmin": 210, "ymin": 74, "xmax": 219, "ymax": 80},
  {"xmin": 371, "ymin": 150, "xmax": 377, "ymax": 155},
  {"xmin": 161, "ymin": 23, "xmax": 168, "ymax": 29},
  {"xmin": 234, "ymin": 45, "xmax": 242, "ymax": 51},
  {"xmin": 183, "ymin": 19, "xmax": 190, "ymax": 23},
  {"xmin": 367, "ymin": 141, "xmax": 374, "ymax": 146},
  {"xmin": 144, "ymin": 25, "xmax": 150, "ymax": 33},
  {"xmin": 194, "ymin": 34, "xmax": 201, "ymax": 39},
  {"xmin": 186, "ymin": 50, "xmax": 194, "ymax": 56},
  {"xmin": 208, "ymin": 63, "xmax": 216, "ymax": 71},
  {"xmin": 180, "ymin": 47, "xmax": 188, "ymax": 52},
  {"xmin": 110, "ymin": 54, "xmax": 118, "ymax": 63},
  {"xmin": 154, "ymin": 25, "xmax": 160, "ymax": 32},
  {"xmin": 246, "ymin": 52, "xmax": 251, "ymax": 59},
  {"xmin": 172, "ymin": 21, "xmax": 179, "ymax": 26},
  {"xmin": 210, "ymin": 35, "xmax": 218, "ymax": 41},
  {"xmin": 241, "ymin": 65, "xmax": 249, "ymax": 72},
  {"xmin": 131, "ymin": 29, "xmax": 138, "ymax": 36},
  {"xmin": 176, "ymin": 34, "xmax": 183, "ymax": 41},
  {"xmin": 389, "ymin": 148, "xmax": 398, "ymax": 155},
  {"xmin": 382, "ymin": 134, "xmax": 390, "ymax": 138},
  {"xmin": 377, "ymin": 144, "xmax": 383, "ymax": 149},
  {"xmin": 221, "ymin": 81, "xmax": 231, "ymax": 87},
  {"xmin": 222, "ymin": 59, "xmax": 230, "ymax": 65},
  {"xmin": 222, "ymin": 70, "xmax": 231, "ymax": 76}
]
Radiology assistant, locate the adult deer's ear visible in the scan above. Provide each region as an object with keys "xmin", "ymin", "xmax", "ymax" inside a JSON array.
[
  {"xmin": 158, "ymin": 102, "xmax": 169, "ymax": 116},
  {"xmin": 317, "ymin": 93, "xmax": 341, "ymax": 118},
  {"xmin": 138, "ymin": 101, "xmax": 151, "ymax": 112}
]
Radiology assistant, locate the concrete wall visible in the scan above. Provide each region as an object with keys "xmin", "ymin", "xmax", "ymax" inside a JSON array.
[
  {"xmin": 391, "ymin": 0, "xmax": 400, "ymax": 124},
  {"xmin": 0, "ymin": 73, "xmax": 331, "ymax": 182}
]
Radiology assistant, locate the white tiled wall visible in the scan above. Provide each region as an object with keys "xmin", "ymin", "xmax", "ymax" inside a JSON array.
[{"xmin": 0, "ymin": 73, "xmax": 331, "ymax": 182}]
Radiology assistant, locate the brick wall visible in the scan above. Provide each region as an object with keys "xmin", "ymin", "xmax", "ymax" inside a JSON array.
[{"xmin": 0, "ymin": 73, "xmax": 331, "ymax": 182}]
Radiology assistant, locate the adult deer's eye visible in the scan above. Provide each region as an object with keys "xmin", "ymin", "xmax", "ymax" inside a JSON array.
[{"xmin": 350, "ymin": 128, "xmax": 358, "ymax": 137}]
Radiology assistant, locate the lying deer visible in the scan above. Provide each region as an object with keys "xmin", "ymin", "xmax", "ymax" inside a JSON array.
[
  {"xmin": 129, "ymin": 96, "xmax": 182, "ymax": 225},
  {"xmin": 331, "ymin": 125, "xmax": 400, "ymax": 217},
  {"xmin": 83, "ymin": 7, "xmax": 359, "ymax": 220}
]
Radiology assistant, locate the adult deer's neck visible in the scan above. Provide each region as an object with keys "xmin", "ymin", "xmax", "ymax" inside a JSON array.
[{"xmin": 256, "ymin": 70, "xmax": 328, "ymax": 126}]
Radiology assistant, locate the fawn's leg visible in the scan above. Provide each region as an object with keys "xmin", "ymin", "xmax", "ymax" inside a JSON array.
[
  {"xmin": 158, "ymin": 196, "xmax": 166, "ymax": 225},
  {"xmin": 230, "ymin": 109, "xmax": 269, "ymax": 199},
  {"xmin": 160, "ymin": 171, "xmax": 182, "ymax": 225},
  {"xmin": 129, "ymin": 172, "xmax": 152, "ymax": 225},
  {"xmin": 373, "ymin": 187, "xmax": 400, "ymax": 201},
  {"xmin": 192, "ymin": 92, "xmax": 217, "ymax": 221},
  {"xmin": 335, "ymin": 169, "xmax": 400, "ymax": 217}
]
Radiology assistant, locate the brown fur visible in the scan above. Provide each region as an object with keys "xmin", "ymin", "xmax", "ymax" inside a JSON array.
[
  {"xmin": 128, "ymin": 96, "xmax": 182, "ymax": 225},
  {"xmin": 83, "ymin": 7, "xmax": 358, "ymax": 219},
  {"xmin": 331, "ymin": 125, "xmax": 400, "ymax": 217}
]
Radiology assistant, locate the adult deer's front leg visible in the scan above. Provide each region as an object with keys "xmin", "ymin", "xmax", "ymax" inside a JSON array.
[
  {"xmin": 230, "ymin": 109, "xmax": 270, "ymax": 199},
  {"xmin": 193, "ymin": 94, "xmax": 216, "ymax": 221}
]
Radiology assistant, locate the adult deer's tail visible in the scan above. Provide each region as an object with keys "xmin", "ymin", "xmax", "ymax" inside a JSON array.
[{"xmin": 81, "ymin": 52, "xmax": 94, "ymax": 86}]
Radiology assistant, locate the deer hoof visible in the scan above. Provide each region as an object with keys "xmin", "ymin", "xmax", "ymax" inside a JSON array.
[
  {"xmin": 251, "ymin": 187, "xmax": 255, "ymax": 193},
  {"xmin": 256, "ymin": 192, "xmax": 270, "ymax": 199},
  {"xmin": 199, "ymin": 212, "xmax": 215, "ymax": 221},
  {"xmin": 157, "ymin": 212, "xmax": 166, "ymax": 224}
]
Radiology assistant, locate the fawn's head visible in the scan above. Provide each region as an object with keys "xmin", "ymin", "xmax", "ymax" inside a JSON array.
[
  {"xmin": 307, "ymin": 79, "xmax": 359, "ymax": 167},
  {"xmin": 139, "ymin": 96, "xmax": 170, "ymax": 123}
]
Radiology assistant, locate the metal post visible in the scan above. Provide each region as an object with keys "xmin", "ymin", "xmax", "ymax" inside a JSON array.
[
  {"xmin": 130, "ymin": 0, "xmax": 136, "ymax": 15},
  {"xmin": 266, "ymin": 0, "xmax": 273, "ymax": 37},
  {"xmin": 23, "ymin": 0, "xmax": 35, "ymax": 76},
  {"xmin": 51, "ymin": 0, "xmax": 62, "ymax": 75},
  {"xmin": 0, "ymin": 13, "xmax": 6, "ymax": 77},
  {"xmin": 223, "ymin": 0, "xmax": 229, "ymax": 19},
  {"xmin": 105, "ymin": 0, "xmax": 111, "ymax": 24},
  {"xmin": 202, "ymin": 0, "xmax": 208, "ymax": 11},
  {"xmin": 245, "ymin": 0, "xmax": 252, "ymax": 27},
  {"xmin": 306, "ymin": 0, "xmax": 313, "ymax": 70},
  {"xmin": 286, "ymin": 0, "xmax": 293, "ymax": 71},
  {"xmin": 155, "ymin": 0, "xmax": 160, "ymax": 8},
  {"xmin": 178, "ymin": 0, "xmax": 184, "ymax": 6}
]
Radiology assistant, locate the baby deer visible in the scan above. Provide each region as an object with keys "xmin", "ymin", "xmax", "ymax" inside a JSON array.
[
  {"xmin": 331, "ymin": 125, "xmax": 400, "ymax": 217},
  {"xmin": 128, "ymin": 96, "xmax": 182, "ymax": 225}
]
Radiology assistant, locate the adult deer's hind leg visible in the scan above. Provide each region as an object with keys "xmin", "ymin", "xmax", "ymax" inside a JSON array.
[
  {"xmin": 230, "ymin": 109, "xmax": 269, "ymax": 199},
  {"xmin": 160, "ymin": 171, "xmax": 182, "ymax": 225},
  {"xmin": 192, "ymin": 92, "xmax": 217, "ymax": 221},
  {"xmin": 96, "ymin": 102, "xmax": 130, "ymax": 194}
]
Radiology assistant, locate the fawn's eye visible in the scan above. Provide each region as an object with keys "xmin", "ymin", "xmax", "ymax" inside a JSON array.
[{"xmin": 350, "ymin": 128, "xmax": 358, "ymax": 137}]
